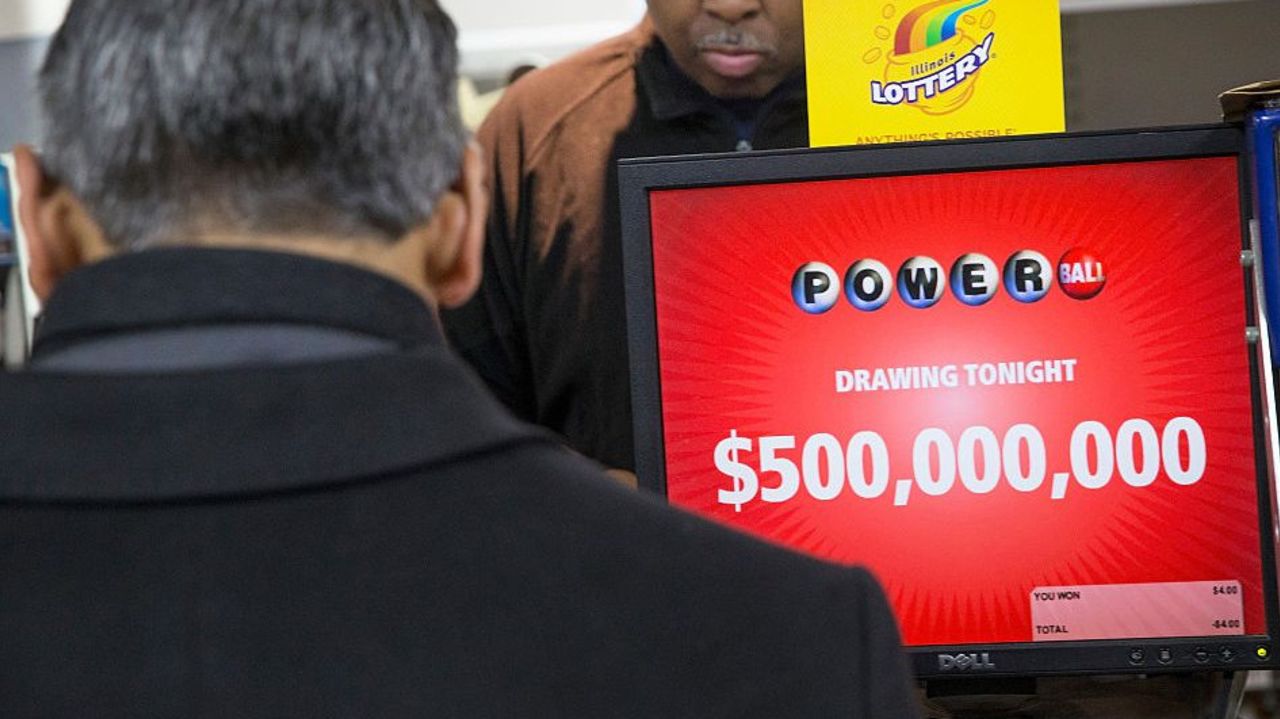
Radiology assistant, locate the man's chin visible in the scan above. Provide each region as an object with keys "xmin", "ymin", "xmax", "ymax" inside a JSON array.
[{"xmin": 700, "ymin": 75, "xmax": 778, "ymax": 100}]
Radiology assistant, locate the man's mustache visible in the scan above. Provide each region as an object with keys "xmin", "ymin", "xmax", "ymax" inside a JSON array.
[{"xmin": 694, "ymin": 29, "xmax": 775, "ymax": 54}]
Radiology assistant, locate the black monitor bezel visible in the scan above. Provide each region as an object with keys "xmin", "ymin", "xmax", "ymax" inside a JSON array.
[{"xmin": 619, "ymin": 125, "xmax": 1280, "ymax": 679}]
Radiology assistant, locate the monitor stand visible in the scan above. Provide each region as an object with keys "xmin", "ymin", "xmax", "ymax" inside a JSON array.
[{"xmin": 921, "ymin": 672, "xmax": 1247, "ymax": 718}]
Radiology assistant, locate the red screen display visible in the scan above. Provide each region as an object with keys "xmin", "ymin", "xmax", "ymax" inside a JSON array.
[{"xmin": 648, "ymin": 157, "xmax": 1264, "ymax": 646}]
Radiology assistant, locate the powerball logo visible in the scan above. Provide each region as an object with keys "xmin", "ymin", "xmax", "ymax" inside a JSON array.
[{"xmin": 868, "ymin": 0, "xmax": 996, "ymax": 115}]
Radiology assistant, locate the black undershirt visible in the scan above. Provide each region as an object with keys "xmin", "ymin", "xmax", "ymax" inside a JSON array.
[{"xmin": 717, "ymin": 96, "xmax": 767, "ymax": 143}]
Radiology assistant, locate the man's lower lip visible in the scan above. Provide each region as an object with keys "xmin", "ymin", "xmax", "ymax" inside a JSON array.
[{"xmin": 702, "ymin": 51, "xmax": 764, "ymax": 79}]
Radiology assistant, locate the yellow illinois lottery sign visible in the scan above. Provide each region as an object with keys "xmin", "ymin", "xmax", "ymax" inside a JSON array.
[{"xmin": 805, "ymin": 0, "xmax": 1065, "ymax": 147}]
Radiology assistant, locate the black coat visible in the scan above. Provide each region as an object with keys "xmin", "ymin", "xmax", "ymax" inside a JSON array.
[{"xmin": 0, "ymin": 249, "xmax": 918, "ymax": 718}]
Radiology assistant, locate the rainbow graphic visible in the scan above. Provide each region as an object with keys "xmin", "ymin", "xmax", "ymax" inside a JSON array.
[{"xmin": 894, "ymin": 0, "xmax": 990, "ymax": 56}]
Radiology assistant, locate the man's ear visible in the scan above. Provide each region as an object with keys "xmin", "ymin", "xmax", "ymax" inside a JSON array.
[
  {"xmin": 12, "ymin": 145, "xmax": 108, "ymax": 301},
  {"xmin": 424, "ymin": 140, "xmax": 488, "ymax": 309}
]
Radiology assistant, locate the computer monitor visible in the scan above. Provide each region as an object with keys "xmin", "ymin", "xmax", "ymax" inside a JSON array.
[
  {"xmin": 619, "ymin": 125, "xmax": 1280, "ymax": 679},
  {"xmin": 0, "ymin": 154, "xmax": 35, "ymax": 367}
]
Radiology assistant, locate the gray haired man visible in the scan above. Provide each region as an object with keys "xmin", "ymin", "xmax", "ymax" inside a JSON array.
[{"xmin": 0, "ymin": 1, "xmax": 918, "ymax": 717}]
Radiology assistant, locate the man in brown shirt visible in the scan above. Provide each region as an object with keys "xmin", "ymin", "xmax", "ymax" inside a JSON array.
[{"xmin": 443, "ymin": 0, "xmax": 808, "ymax": 473}]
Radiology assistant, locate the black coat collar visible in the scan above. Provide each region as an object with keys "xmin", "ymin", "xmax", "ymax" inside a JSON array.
[
  {"xmin": 2, "ymin": 249, "xmax": 555, "ymax": 503},
  {"xmin": 33, "ymin": 247, "xmax": 439, "ymax": 357}
]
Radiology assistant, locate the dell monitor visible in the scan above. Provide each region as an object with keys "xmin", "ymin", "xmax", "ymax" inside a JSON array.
[{"xmin": 620, "ymin": 125, "xmax": 1280, "ymax": 679}]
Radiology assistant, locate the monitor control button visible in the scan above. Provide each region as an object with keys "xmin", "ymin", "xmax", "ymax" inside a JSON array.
[
  {"xmin": 1157, "ymin": 648, "xmax": 1174, "ymax": 665},
  {"xmin": 1128, "ymin": 648, "xmax": 1145, "ymax": 665},
  {"xmin": 1220, "ymin": 646, "xmax": 1236, "ymax": 662},
  {"xmin": 1193, "ymin": 647, "xmax": 1210, "ymax": 664}
]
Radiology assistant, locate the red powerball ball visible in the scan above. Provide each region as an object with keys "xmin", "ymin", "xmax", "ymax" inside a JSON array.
[{"xmin": 1057, "ymin": 247, "xmax": 1107, "ymax": 300}]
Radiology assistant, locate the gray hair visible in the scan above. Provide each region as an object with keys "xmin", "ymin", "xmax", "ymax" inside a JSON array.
[{"xmin": 39, "ymin": 0, "xmax": 465, "ymax": 248}]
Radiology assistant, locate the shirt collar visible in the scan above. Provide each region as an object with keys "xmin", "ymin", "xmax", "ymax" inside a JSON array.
[
  {"xmin": 636, "ymin": 37, "xmax": 807, "ymax": 123},
  {"xmin": 32, "ymin": 247, "xmax": 443, "ymax": 361}
]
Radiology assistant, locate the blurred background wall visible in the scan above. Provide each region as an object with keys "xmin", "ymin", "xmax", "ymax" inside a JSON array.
[
  {"xmin": 0, "ymin": 0, "xmax": 61, "ymax": 150},
  {"xmin": 1063, "ymin": 0, "xmax": 1280, "ymax": 130}
]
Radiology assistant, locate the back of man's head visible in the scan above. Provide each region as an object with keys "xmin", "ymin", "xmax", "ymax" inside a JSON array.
[{"xmin": 38, "ymin": 0, "xmax": 464, "ymax": 250}]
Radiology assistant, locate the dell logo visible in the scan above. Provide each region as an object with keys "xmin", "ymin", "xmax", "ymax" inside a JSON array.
[{"xmin": 938, "ymin": 653, "xmax": 997, "ymax": 671}]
